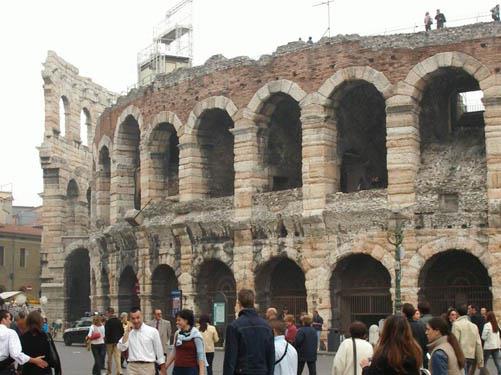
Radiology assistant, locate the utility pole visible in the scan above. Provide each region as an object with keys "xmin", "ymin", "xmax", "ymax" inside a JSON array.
[{"xmin": 313, "ymin": 0, "xmax": 334, "ymax": 38}]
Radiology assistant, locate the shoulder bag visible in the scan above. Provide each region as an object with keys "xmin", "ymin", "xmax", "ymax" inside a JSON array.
[
  {"xmin": 275, "ymin": 342, "xmax": 289, "ymax": 365},
  {"xmin": 352, "ymin": 338, "xmax": 357, "ymax": 375}
]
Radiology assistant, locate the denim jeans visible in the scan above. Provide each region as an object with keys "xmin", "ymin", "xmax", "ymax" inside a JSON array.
[
  {"xmin": 91, "ymin": 343, "xmax": 106, "ymax": 375},
  {"xmin": 484, "ymin": 349, "xmax": 501, "ymax": 375}
]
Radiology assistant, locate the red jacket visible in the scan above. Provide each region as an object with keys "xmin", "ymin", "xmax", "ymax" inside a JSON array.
[{"xmin": 285, "ymin": 324, "xmax": 298, "ymax": 343}]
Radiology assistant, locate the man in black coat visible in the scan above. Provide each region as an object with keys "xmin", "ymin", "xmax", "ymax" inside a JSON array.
[
  {"xmin": 468, "ymin": 304, "xmax": 485, "ymax": 337},
  {"xmin": 223, "ymin": 289, "xmax": 274, "ymax": 375},
  {"xmin": 402, "ymin": 303, "xmax": 428, "ymax": 369},
  {"xmin": 295, "ymin": 314, "xmax": 318, "ymax": 375},
  {"xmin": 104, "ymin": 307, "xmax": 124, "ymax": 375}
]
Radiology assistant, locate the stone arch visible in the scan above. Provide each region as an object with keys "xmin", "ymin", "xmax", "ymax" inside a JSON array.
[
  {"xmin": 59, "ymin": 95, "xmax": 70, "ymax": 137},
  {"xmin": 65, "ymin": 179, "xmax": 86, "ymax": 235},
  {"xmin": 96, "ymin": 137, "xmax": 112, "ymax": 226},
  {"xmin": 65, "ymin": 248, "xmax": 91, "ymax": 321},
  {"xmin": 142, "ymin": 112, "xmax": 182, "ymax": 199},
  {"xmin": 254, "ymin": 256, "xmax": 307, "ymax": 319},
  {"xmin": 246, "ymin": 79, "xmax": 307, "ymax": 115},
  {"xmin": 404, "ymin": 52, "xmax": 491, "ymax": 102},
  {"xmin": 118, "ymin": 265, "xmax": 140, "ymax": 313},
  {"xmin": 114, "ymin": 105, "xmax": 144, "ymax": 142},
  {"xmin": 183, "ymin": 97, "xmax": 237, "ymax": 198},
  {"xmin": 185, "ymin": 96, "xmax": 238, "ymax": 135},
  {"xmin": 333, "ymin": 241, "xmax": 395, "ymax": 277},
  {"xmin": 151, "ymin": 264, "xmax": 179, "ymax": 318},
  {"xmin": 80, "ymin": 107, "xmax": 92, "ymax": 146}
]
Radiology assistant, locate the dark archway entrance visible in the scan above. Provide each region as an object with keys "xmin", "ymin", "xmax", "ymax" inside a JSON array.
[
  {"xmin": 101, "ymin": 267, "xmax": 111, "ymax": 311},
  {"xmin": 418, "ymin": 250, "xmax": 492, "ymax": 315},
  {"xmin": 330, "ymin": 254, "xmax": 392, "ymax": 334},
  {"xmin": 197, "ymin": 260, "xmax": 236, "ymax": 326},
  {"xmin": 65, "ymin": 248, "xmax": 91, "ymax": 322},
  {"xmin": 330, "ymin": 81, "xmax": 387, "ymax": 193},
  {"xmin": 197, "ymin": 109, "xmax": 235, "ymax": 198},
  {"xmin": 151, "ymin": 265, "xmax": 178, "ymax": 319},
  {"xmin": 118, "ymin": 266, "xmax": 140, "ymax": 313},
  {"xmin": 255, "ymin": 257, "xmax": 307, "ymax": 319},
  {"xmin": 259, "ymin": 93, "xmax": 302, "ymax": 191}
]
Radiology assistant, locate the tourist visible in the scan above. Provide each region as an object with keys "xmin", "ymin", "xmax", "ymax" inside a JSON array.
[
  {"xmin": 481, "ymin": 311, "xmax": 501, "ymax": 374},
  {"xmin": 425, "ymin": 317, "xmax": 465, "ymax": 375},
  {"xmin": 447, "ymin": 308, "xmax": 459, "ymax": 331},
  {"xmin": 41, "ymin": 319, "xmax": 48, "ymax": 335},
  {"xmin": 223, "ymin": 289, "xmax": 274, "ymax": 375},
  {"xmin": 147, "ymin": 308, "xmax": 172, "ymax": 374},
  {"xmin": 418, "ymin": 301, "xmax": 433, "ymax": 326},
  {"xmin": 13, "ymin": 312, "xmax": 27, "ymax": 338},
  {"xmin": 118, "ymin": 307, "xmax": 166, "ymax": 375},
  {"xmin": 403, "ymin": 303, "xmax": 428, "ymax": 368},
  {"xmin": 278, "ymin": 307, "xmax": 289, "ymax": 321},
  {"xmin": 468, "ymin": 304, "xmax": 485, "ymax": 336},
  {"xmin": 424, "ymin": 12, "xmax": 433, "ymax": 31},
  {"xmin": 87, "ymin": 315, "xmax": 106, "ymax": 375},
  {"xmin": 481, "ymin": 307, "xmax": 488, "ymax": 320},
  {"xmin": 368, "ymin": 325, "xmax": 379, "ymax": 347},
  {"xmin": 435, "ymin": 9, "xmax": 446, "ymax": 29},
  {"xmin": 266, "ymin": 307, "xmax": 278, "ymax": 321},
  {"xmin": 270, "ymin": 319, "xmax": 298, "ymax": 375},
  {"xmin": 0, "ymin": 310, "xmax": 48, "ymax": 375},
  {"xmin": 284, "ymin": 315, "xmax": 298, "ymax": 344},
  {"xmin": 165, "ymin": 309, "xmax": 207, "ymax": 375},
  {"xmin": 199, "ymin": 314, "xmax": 219, "ymax": 375},
  {"xmin": 492, "ymin": 4, "xmax": 500, "ymax": 21},
  {"xmin": 413, "ymin": 309, "xmax": 421, "ymax": 321},
  {"xmin": 20, "ymin": 310, "xmax": 61, "ymax": 375},
  {"xmin": 104, "ymin": 307, "xmax": 124, "ymax": 375},
  {"xmin": 452, "ymin": 305, "xmax": 483, "ymax": 375},
  {"xmin": 332, "ymin": 321, "xmax": 373, "ymax": 375},
  {"xmin": 360, "ymin": 315, "xmax": 422, "ymax": 375},
  {"xmin": 119, "ymin": 312, "xmax": 129, "ymax": 369},
  {"xmin": 312, "ymin": 310, "xmax": 324, "ymax": 351},
  {"xmin": 295, "ymin": 314, "xmax": 318, "ymax": 375}
]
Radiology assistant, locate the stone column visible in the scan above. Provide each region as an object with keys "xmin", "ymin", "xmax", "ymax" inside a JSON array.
[
  {"xmin": 233, "ymin": 225, "xmax": 255, "ymax": 291},
  {"xmin": 386, "ymin": 94, "xmax": 420, "ymax": 209},
  {"xmin": 301, "ymin": 94, "xmax": 337, "ymax": 216},
  {"xmin": 178, "ymin": 134, "xmax": 206, "ymax": 201},
  {"xmin": 42, "ymin": 85, "xmax": 59, "ymax": 139},
  {"xmin": 172, "ymin": 225, "xmax": 196, "ymax": 311}
]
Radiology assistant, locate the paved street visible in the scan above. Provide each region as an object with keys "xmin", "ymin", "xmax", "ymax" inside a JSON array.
[
  {"xmin": 56, "ymin": 342, "xmax": 332, "ymax": 374},
  {"xmin": 56, "ymin": 342, "xmax": 498, "ymax": 375}
]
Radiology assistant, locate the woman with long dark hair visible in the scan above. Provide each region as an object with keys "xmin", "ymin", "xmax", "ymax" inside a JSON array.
[
  {"xmin": 20, "ymin": 311, "xmax": 61, "ymax": 375},
  {"xmin": 199, "ymin": 314, "xmax": 219, "ymax": 375},
  {"xmin": 165, "ymin": 309, "xmax": 207, "ymax": 375},
  {"xmin": 361, "ymin": 315, "xmax": 422, "ymax": 375},
  {"xmin": 425, "ymin": 317, "xmax": 465, "ymax": 375},
  {"xmin": 446, "ymin": 308, "xmax": 459, "ymax": 331},
  {"xmin": 481, "ymin": 311, "xmax": 501, "ymax": 374}
]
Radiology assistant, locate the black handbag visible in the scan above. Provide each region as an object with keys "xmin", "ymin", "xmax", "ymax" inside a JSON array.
[{"xmin": 45, "ymin": 332, "xmax": 62, "ymax": 375}]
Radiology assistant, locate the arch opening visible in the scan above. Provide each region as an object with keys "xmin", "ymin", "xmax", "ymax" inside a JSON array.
[
  {"xmin": 330, "ymin": 81, "xmax": 387, "ymax": 193},
  {"xmin": 151, "ymin": 265, "xmax": 179, "ymax": 319},
  {"xmin": 116, "ymin": 115, "xmax": 141, "ymax": 210},
  {"xmin": 65, "ymin": 179, "xmax": 86, "ymax": 235},
  {"xmin": 101, "ymin": 267, "xmax": 111, "ymax": 310},
  {"xmin": 149, "ymin": 123, "xmax": 180, "ymax": 197},
  {"xmin": 196, "ymin": 260, "xmax": 236, "ymax": 338},
  {"xmin": 59, "ymin": 96, "xmax": 69, "ymax": 137},
  {"xmin": 259, "ymin": 93, "xmax": 302, "ymax": 192},
  {"xmin": 330, "ymin": 254, "xmax": 391, "ymax": 334},
  {"xmin": 255, "ymin": 257, "xmax": 307, "ymax": 319},
  {"xmin": 418, "ymin": 250, "xmax": 492, "ymax": 315},
  {"xmin": 65, "ymin": 248, "xmax": 91, "ymax": 322},
  {"xmin": 197, "ymin": 109, "xmax": 235, "ymax": 198},
  {"xmin": 97, "ymin": 146, "xmax": 111, "ymax": 225},
  {"xmin": 80, "ymin": 108, "xmax": 91, "ymax": 146},
  {"xmin": 118, "ymin": 266, "xmax": 140, "ymax": 313}
]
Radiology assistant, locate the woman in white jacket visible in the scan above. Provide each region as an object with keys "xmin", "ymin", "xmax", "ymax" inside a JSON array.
[
  {"xmin": 481, "ymin": 311, "xmax": 501, "ymax": 374},
  {"xmin": 333, "ymin": 321, "xmax": 373, "ymax": 375}
]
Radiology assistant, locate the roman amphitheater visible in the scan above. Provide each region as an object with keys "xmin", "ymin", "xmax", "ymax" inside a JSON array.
[{"xmin": 39, "ymin": 22, "xmax": 501, "ymax": 343}]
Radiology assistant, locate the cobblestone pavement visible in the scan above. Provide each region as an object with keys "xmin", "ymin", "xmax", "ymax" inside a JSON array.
[{"xmin": 56, "ymin": 342, "xmax": 497, "ymax": 375}]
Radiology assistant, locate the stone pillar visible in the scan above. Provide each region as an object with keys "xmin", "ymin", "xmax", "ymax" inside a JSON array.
[
  {"xmin": 42, "ymin": 85, "xmax": 59, "ymax": 139},
  {"xmin": 386, "ymin": 94, "xmax": 420, "ymax": 209},
  {"xmin": 233, "ymin": 110, "xmax": 268, "ymax": 220},
  {"xmin": 172, "ymin": 225, "xmax": 196, "ymax": 311},
  {"xmin": 233, "ymin": 225, "xmax": 255, "ymax": 291},
  {"xmin": 110, "ymin": 162, "xmax": 135, "ymax": 223},
  {"xmin": 178, "ymin": 134, "xmax": 206, "ymax": 201},
  {"xmin": 95, "ymin": 169, "xmax": 111, "ymax": 226},
  {"xmin": 482, "ymin": 80, "xmax": 501, "ymax": 227},
  {"xmin": 301, "ymin": 94, "xmax": 337, "ymax": 216}
]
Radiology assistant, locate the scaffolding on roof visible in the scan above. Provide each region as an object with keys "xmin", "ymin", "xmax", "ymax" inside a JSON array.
[{"xmin": 137, "ymin": 0, "xmax": 193, "ymax": 86}]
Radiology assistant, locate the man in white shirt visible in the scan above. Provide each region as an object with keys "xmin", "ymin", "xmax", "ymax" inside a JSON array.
[
  {"xmin": 270, "ymin": 319, "xmax": 298, "ymax": 375},
  {"xmin": 332, "ymin": 321, "xmax": 373, "ymax": 375},
  {"xmin": 0, "ymin": 310, "xmax": 47, "ymax": 375},
  {"xmin": 118, "ymin": 307, "xmax": 166, "ymax": 375}
]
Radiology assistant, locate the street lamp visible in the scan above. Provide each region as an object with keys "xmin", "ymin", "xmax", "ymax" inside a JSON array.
[{"xmin": 387, "ymin": 211, "xmax": 407, "ymax": 314}]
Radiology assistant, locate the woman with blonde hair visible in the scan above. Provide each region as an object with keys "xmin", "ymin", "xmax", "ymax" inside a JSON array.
[{"xmin": 87, "ymin": 315, "xmax": 106, "ymax": 375}]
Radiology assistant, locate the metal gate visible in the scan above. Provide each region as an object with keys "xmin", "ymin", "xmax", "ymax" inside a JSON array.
[
  {"xmin": 270, "ymin": 295, "xmax": 308, "ymax": 320},
  {"xmin": 343, "ymin": 293, "xmax": 392, "ymax": 329},
  {"xmin": 420, "ymin": 286, "xmax": 492, "ymax": 316}
]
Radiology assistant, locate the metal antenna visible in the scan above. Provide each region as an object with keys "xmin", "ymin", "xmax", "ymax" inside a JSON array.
[{"xmin": 313, "ymin": 0, "xmax": 334, "ymax": 38}]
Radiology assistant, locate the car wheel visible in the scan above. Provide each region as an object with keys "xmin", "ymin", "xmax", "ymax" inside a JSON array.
[{"xmin": 64, "ymin": 337, "xmax": 72, "ymax": 346}]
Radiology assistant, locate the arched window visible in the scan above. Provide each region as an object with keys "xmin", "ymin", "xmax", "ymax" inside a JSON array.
[
  {"xmin": 59, "ymin": 96, "xmax": 69, "ymax": 137},
  {"xmin": 80, "ymin": 108, "xmax": 91, "ymax": 146}
]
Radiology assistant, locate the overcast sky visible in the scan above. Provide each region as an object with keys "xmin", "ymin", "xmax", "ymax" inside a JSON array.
[{"xmin": 0, "ymin": 0, "xmax": 494, "ymax": 206}]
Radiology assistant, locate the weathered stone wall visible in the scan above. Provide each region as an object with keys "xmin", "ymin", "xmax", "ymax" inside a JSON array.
[{"xmin": 41, "ymin": 23, "xmax": 501, "ymax": 329}]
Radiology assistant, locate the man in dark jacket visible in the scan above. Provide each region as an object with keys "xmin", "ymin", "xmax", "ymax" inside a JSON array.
[
  {"xmin": 402, "ymin": 303, "xmax": 428, "ymax": 369},
  {"xmin": 223, "ymin": 289, "xmax": 274, "ymax": 375},
  {"xmin": 104, "ymin": 307, "xmax": 124, "ymax": 375},
  {"xmin": 468, "ymin": 304, "xmax": 485, "ymax": 336},
  {"xmin": 295, "ymin": 314, "xmax": 318, "ymax": 375}
]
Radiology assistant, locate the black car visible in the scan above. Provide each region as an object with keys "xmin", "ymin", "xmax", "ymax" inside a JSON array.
[{"xmin": 63, "ymin": 318, "xmax": 92, "ymax": 346}]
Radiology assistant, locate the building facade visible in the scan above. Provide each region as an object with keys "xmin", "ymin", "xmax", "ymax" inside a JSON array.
[{"xmin": 40, "ymin": 24, "xmax": 501, "ymax": 336}]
